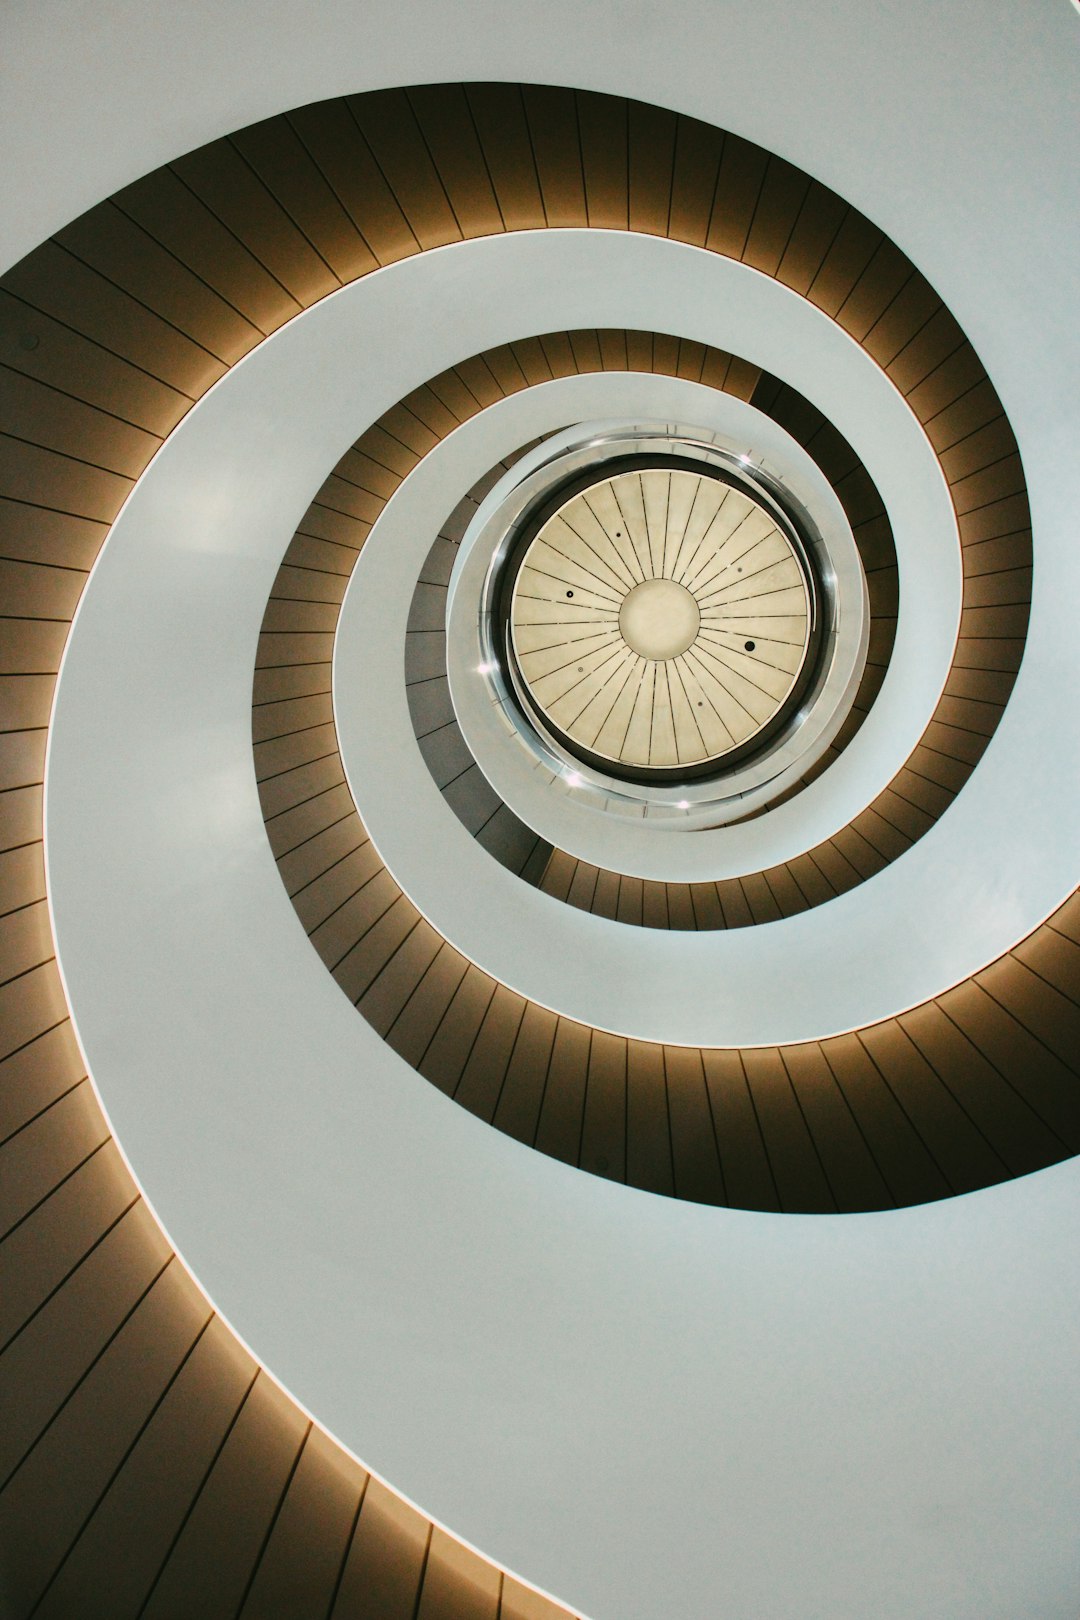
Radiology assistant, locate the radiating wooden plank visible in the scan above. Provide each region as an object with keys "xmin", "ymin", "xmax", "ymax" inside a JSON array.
[
  {"xmin": 0, "ymin": 1019, "xmax": 84, "ymax": 1146},
  {"xmin": 627, "ymin": 99, "xmax": 676, "ymax": 237},
  {"xmin": 288, "ymin": 99, "xmax": 420, "ymax": 267},
  {"xmin": 331, "ymin": 1475, "xmax": 427, "ymax": 1620},
  {"xmin": 2, "ymin": 240, "xmax": 223, "ymax": 394},
  {"xmin": 664, "ymin": 1046, "xmax": 724, "ymax": 1204},
  {"xmin": 57, "ymin": 201, "xmax": 264, "ymax": 365},
  {"xmin": 0, "ymin": 1200, "xmax": 170, "ymax": 1483},
  {"xmin": 534, "ymin": 1019, "xmax": 591, "ymax": 1165},
  {"xmin": 580, "ymin": 1031, "xmax": 627, "ymax": 1180},
  {"xmin": 858, "ymin": 1021, "xmax": 1006, "ymax": 1193},
  {"xmin": 819, "ymin": 1033, "xmax": 951, "ymax": 1206},
  {"xmin": 32, "ymin": 1315, "xmax": 255, "ymax": 1619},
  {"xmin": 0, "ymin": 1262, "xmax": 209, "ymax": 1616},
  {"xmin": 0, "ymin": 366, "xmax": 159, "ymax": 479},
  {"xmin": 742, "ymin": 1048, "xmax": 834, "ymax": 1211},
  {"xmin": 116, "ymin": 164, "xmax": 300, "ymax": 332},
  {"xmin": 172, "ymin": 138, "xmax": 338, "ymax": 308},
  {"xmin": 347, "ymin": 90, "xmax": 461, "ymax": 251},
  {"xmin": 492, "ymin": 1001, "xmax": 557, "ymax": 1145},
  {"xmin": 701, "ymin": 1050, "xmax": 778, "ymax": 1211},
  {"xmin": 386, "ymin": 944, "xmax": 471, "ymax": 1067},
  {"xmin": 407, "ymin": 85, "xmax": 504, "ymax": 240},
  {"xmin": 418, "ymin": 964, "xmax": 497, "ymax": 1096},
  {"xmin": 455, "ymin": 984, "xmax": 529, "ymax": 1121},
  {"xmin": 238, "ymin": 1423, "xmax": 362, "ymax": 1620},
  {"xmin": 899, "ymin": 1000, "xmax": 1064, "ymax": 1175},
  {"xmin": 140, "ymin": 1373, "xmax": 309, "ymax": 1620},
  {"xmin": 522, "ymin": 86, "xmax": 588, "ymax": 229},
  {"xmin": 782, "ymin": 1044, "xmax": 893, "ymax": 1212},
  {"xmin": 416, "ymin": 1526, "xmax": 501, "ymax": 1620},
  {"xmin": 232, "ymin": 116, "xmax": 377, "ymax": 284},
  {"xmin": 668, "ymin": 116, "xmax": 723, "ymax": 248},
  {"xmin": 577, "ymin": 92, "xmax": 629, "ymax": 230},
  {"xmin": 0, "ymin": 1078, "xmax": 106, "ymax": 1237},
  {"xmin": 356, "ymin": 911, "xmax": 443, "ymax": 1033},
  {"xmin": 0, "ymin": 1143, "xmax": 134, "ymax": 1348},
  {"xmin": 742, "ymin": 156, "xmax": 809, "ymax": 275}
]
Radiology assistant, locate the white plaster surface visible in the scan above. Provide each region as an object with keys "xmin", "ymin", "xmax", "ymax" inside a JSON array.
[
  {"xmin": 16, "ymin": 3, "xmax": 1080, "ymax": 1615},
  {"xmin": 44, "ymin": 233, "xmax": 1080, "ymax": 1620}
]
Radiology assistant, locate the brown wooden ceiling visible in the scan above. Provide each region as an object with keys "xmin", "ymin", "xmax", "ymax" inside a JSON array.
[{"xmin": 0, "ymin": 80, "xmax": 1062, "ymax": 1614}]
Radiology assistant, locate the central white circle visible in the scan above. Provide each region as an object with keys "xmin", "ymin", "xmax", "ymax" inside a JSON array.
[{"xmin": 619, "ymin": 577, "xmax": 700, "ymax": 659}]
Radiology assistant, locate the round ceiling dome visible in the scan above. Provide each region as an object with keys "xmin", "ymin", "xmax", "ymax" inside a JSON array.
[{"xmin": 506, "ymin": 460, "xmax": 816, "ymax": 777}]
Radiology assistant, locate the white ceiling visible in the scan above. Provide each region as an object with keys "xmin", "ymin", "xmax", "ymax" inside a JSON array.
[{"xmin": 12, "ymin": 2, "xmax": 1080, "ymax": 1616}]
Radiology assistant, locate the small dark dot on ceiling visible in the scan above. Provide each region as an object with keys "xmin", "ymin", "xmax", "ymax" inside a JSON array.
[
  {"xmin": 745, "ymin": 640, "xmax": 756, "ymax": 651},
  {"xmin": 566, "ymin": 590, "xmax": 574, "ymax": 598},
  {"xmin": 19, "ymin": 333, "xmax": 40, "ymax": 351}
]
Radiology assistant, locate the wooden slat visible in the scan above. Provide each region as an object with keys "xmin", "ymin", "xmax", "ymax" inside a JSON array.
[
  {"xmin": 138, "ymin": 1372, "xmax": 309, "ymax": 1619},
  {"xmin": 0, "ymin": 1262, "xmax": 209, "ymax": 1615},
  {"xmin": 31, "ymin": 1314, "xmax": 255, "ymax": 1619},
  {"xmin": 331, "ymin": 1475, "xmax": 427, "ymax": 1619}
]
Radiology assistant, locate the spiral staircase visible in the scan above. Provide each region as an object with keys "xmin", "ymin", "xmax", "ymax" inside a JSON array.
[{"xmin": 1, "ymin": 8, "xmax": 1078, "ymax": 1618}]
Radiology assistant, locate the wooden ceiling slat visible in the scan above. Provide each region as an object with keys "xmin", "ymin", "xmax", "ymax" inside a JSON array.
[
  {"xmin": 233, "ymin": 116, "xmax": 379, "ymax": 286},
  {"xmin": 58, "ymin": 202, "xmax": 265, "ymax": 366},
  {"xmin": 0, "ymin": 1262, "xmax": 209, "ymax": 1615},
  {"xmin": 664, "ymin": 1045, "xmax": 726, "ymax": 1206},
  {"xmin": 490, "ymin": 1001, "xmax": 556, "ymax": 1146},
  {"xmin": 806, "ymin": 209, "xmax": 883, "ymax": 317},
  {"xmin": 416, "ymin": 1526, "xmax": 502, "ymax": 1620},
  {"xmin": 533, "ymin": 1019, "xmax": 591, "ymax": 1167},
  {"xmin": 833, "ymin": 239, "xmax": 912, "ymax": 342},
  {"xmin": 138, "ymin": 1371, "xmax": 309, "ymax": 1620},
  {"xmin": 580, "ymin": 1031, "xmax": 628, "ymax": 1182},
  {"xmin": 742, "ymin": 1048, "xmax": 836, "ymax": 1213},
  {"xmin": 577, "ymin": 92, "xmax": 630, "ymax": 232},
  {"xmin": 334, "ymin": 893, "xmax": 421, "ymax": 1003},
  {"xmin": 858, "ymin": 1021, "xmax": 1009, "ymax": 1191},
  {"xmin": 236, "ymin": 1421, "xmax": 364, "ymax": 1617},
  {"xmin": 900, "ymin": 1001, "xmax": 1066, "ymax": 1175},
  {"xmin": 627, "ymin": 100, "xmax": 677, "ymax": 238},
  {"xmin": 521, "ymin": 86, "xmax": 589, "ymax": 231},
  {"xmin": 292, "ymin": 842, "xmax": 382, "ymax": 935},
  {"xmin": 348, "ymin": 90, "xmax": 463, "ymax": 253},
  {"xmin": 386, "ymin": 943, "xmax": 471, "ymax": 1068},
  {"xmin": 0, "ymin": 1018, "xmax": 83, "ymax": 1145},
  {"xmin": 33, "ymin": 1316, "xmax": 256, "ymax": 1619},
  {"xmin": 171, "ymin": 141, "xmax": 338, "ymax": 311},
  {"xmin": 705, "ymin": 133, "xmax": 773, "ymax": 259},
  {"xmin": 0, "ymin": 1142, "xmax": 134, "ymax": 1349},
  {"xmin": 117, "ymin": 164, "xmax": 301, "ymax": 334},
  {"xmin": 452, "ymin": 982, "xmax": 530, "ymax": 1121},
  {"xmin": 782, "ymin": 1043, "xmax": 895, "ymax": 1213},
  {"xmin": 742, "ymin": 156, "xmax": 811, "ymax": 277},
  {"xmin": 0, "ymin": 1200, "xmax": 170, "ymax": 1486},
  {"xmin": 0, "ymin": 1080, "xmax": 108, "ymax": 1239},
  {"xmin": 818, "ymin": 1034, "xmax": 952, "ymax": 1207},
  {"xmin": 359, "ymin": 919, "xmax": 444, "ymax": 1037},
  {"xmin": 3, "ymin": 240, "xmax": 225, "ymax": 395},
  {"xmin": 330, "ymin": 1474, "xmax": 427, "ymax": 1620}
]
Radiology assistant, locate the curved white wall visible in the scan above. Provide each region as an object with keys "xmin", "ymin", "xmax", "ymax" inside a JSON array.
[{"xmin": 12, "ymin": 3, "xmax": 1080, "ymax": 1616}]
